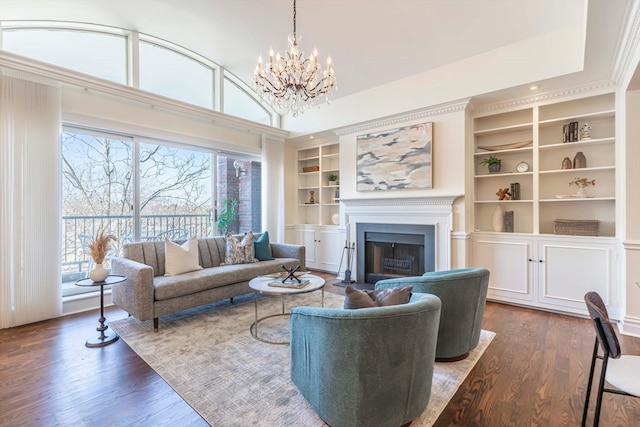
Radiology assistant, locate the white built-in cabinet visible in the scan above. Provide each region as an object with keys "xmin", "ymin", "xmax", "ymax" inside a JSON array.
[
  {"xmin": 471, "ymin": 92, "xmax": 619, "ymax": 316},
  {"xmin": 472, "ymin": 233, "xmax": 617, "ymax": 316},
  {"xmin": 296, "ymin": 225, "xmax": 346, "ymax": 272},
  {"xmin": 294, "ymin": 142, "xmax": 344, "ymax": 273}
]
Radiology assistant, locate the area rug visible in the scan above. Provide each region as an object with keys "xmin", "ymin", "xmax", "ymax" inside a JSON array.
[{"xmin": 110, "ymin": 292, "xmax": 495, "ymax": 426}]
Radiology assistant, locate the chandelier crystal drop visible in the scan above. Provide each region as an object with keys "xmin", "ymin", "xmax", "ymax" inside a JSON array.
[{"xmin": 253, "ymin": 0, "xmax": 337, "ymax": 117}]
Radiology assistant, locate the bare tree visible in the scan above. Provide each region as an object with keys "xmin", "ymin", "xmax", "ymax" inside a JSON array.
[{"xmin": 62, "ymin": 133, "xmax": 211, "ymax": 218}]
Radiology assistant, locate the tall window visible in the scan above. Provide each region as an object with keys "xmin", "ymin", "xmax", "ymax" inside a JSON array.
[
  {"xmin": 60, "ymin": 128, "xmax": 262, "ymax": 295},
  {"xmin": 61, "ymin": 130, "xmax": 133, "ymax": 296},
  {"xmin": 139, "ymin": 142, "xmax": 213, "ymax": 239},
  {"xmin": 216, "ymin": 155, "xmax": 262, "ymax": 235}
]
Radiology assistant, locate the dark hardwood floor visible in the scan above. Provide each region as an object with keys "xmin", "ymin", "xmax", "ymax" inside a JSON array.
[{"xmin": 1, "ymin": 271, "xmax": 639, "ymax": 426}]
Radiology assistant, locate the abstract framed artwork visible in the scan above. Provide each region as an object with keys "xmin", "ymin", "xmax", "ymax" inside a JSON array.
[{"xmin": 356, "ymin": 122, "xmax": 433, "ymax": 191}]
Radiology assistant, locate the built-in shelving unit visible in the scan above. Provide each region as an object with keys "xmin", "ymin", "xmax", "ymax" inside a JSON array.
[
  {"xmin": 297, "ymin": 143, "xmax": 340, "ymax": 226},
  {"xmin": 472, "ymin": 93, "xmax": 616, "ymax": 237},
  {"xmin": 471, "ymin": 92, "xmax": 617, "ymax": 317}
]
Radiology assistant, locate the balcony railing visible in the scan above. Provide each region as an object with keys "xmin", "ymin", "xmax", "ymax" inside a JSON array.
[{"xmin": 62, "ymin": 214, "xmax": 212, "ymax": 286}]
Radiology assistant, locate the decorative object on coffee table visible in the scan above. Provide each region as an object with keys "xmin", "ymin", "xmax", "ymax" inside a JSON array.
[
  {"xmin": 481, "ymin": 155, "xmax": 501, "ymax": 173},
  {"xmin": 573, "ymin": 151, "xmax": 587, "ymax": 168}
]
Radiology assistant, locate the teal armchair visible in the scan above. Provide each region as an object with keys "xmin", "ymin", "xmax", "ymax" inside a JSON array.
[
  {"xmin": 290, "ymin": 293, "xmax": 441, "ymax": 427},
  {"xmin": 376, "ymin": 268, "xmax": 490, "ymax": 361}
]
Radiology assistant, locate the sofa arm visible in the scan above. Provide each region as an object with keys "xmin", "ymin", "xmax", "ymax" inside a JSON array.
[
  {"xmin": 111, "ymin": 257, "xmax": 155, "ymax": 322},
  {"xmin": 270, "ymin": 243, "xmax": 306, "ymax": 270}
]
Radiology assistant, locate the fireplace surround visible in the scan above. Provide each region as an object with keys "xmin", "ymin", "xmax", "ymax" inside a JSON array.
[{"xmin": 342, "ymin": 196, "xmax": 460, "ymax": 283}]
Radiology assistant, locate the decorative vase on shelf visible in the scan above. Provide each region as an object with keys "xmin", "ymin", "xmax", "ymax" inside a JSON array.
[
  {"xmin": 576, "ymin": 187, "xmax": 588, "ymax": 198},
  {"xmin": 491, "ymin": 204, "xmax": 504, "ymax": 232},
  {"xmin": 562, "ymin": 157, "xmax": 572, "ymax": 169},
  {"xmin": 573, "ymin": 151, "xmax": 587, "ymax": 169},
  {"xmin": 89, "ymin": 263, "xmax": 109, "ymax": 282}
]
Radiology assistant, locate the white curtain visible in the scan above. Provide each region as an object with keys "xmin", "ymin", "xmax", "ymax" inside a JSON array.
[
  {"xmin": 261, "ymin": 134, "xmax": 285, "ymax": 242},
  {"xmin": 0, "ymin": 67, "xmax": 62, "ymax": 328}
]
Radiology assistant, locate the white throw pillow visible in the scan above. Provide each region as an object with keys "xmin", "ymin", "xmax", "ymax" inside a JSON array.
[{"xmin": 164, "ymin": 237, "xmax": 203, "ymax": 276}]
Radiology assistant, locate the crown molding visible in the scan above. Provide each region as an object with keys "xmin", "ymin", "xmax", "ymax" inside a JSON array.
[
  {"xmin": 332, "ymin": 99, "xmax": 471, "ymax": 136},
  {"xmin": 472, "ymin": 80, "xmax": 616, "ymax": 115},
  {"xmin": 612, "ymin": 0, "xmax": 640, "ymax": 85}
]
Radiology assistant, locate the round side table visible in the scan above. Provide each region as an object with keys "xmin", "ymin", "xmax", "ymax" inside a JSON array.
[{"xmin": 75, "ymin": 275, "xmax": 126, "ymax": 348}]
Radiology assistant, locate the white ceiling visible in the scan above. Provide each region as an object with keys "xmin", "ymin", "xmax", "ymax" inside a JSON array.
[{"xmin": 0, "ymin": 0, "xmax": 634, "ymax": 108}]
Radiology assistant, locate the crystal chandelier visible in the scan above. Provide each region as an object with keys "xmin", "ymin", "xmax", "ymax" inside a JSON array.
[{"xmin": 253, "ymin": 0, "xmax": 337, "ymax": 117}]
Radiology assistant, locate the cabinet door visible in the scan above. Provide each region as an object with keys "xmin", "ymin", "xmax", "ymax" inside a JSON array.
[
  {"xmin": 473, "ymin": 235, "xmax": 534, "ymax": 304},
  {"xmin": 317, "ymin": 227, "xmax": 346, "ymax": 273},
  {"xmin": 297, "ymin": 228, "xmax": 318, "ymax": 269},
  {"xmin": 537, "ymin": 239, "xmax": 614, "ymax": 314}
]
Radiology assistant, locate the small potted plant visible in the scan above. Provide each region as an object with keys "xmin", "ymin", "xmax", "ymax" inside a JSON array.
[
  {"xmin": 480, "ymin": 156, "xmax": 502, "ymax": 173},
  {"xmin": 328, "ymin": 173, "xmax": 339, "ymax": 186},
  {"xmin": 569, "ymin": 177, "xmax": 596, "ymax": 197}
]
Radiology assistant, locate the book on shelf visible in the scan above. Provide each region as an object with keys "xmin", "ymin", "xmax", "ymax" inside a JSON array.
[{"xmin": 268, "ymin": 279, "xmax": 310, "ymax": 289}]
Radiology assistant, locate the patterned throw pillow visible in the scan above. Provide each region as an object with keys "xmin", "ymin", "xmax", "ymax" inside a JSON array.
[
  {"xmin": 343, "ymin": 285, "xmax": 413, "ymax": 309},
  {"xmin": 223, "ymin": 232, "xmax": 258, "ymax": 265}
]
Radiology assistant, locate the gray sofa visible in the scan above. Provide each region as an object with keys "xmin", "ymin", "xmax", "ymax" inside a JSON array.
[{"xmin": 111, "ymin": 235, "xmax": 305, "ymax": 331}]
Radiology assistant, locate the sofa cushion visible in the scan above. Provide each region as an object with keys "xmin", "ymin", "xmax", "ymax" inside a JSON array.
[
  {"xmin": 153, "ymin": 257, "xmax": 302, "ymax": 301},
  {"xmin": 344, "ymin": 285, "xmax": 413, "ymax": 309},
  {"xmin": 164, "ymin": 237, "xmax": 203, "ymax": 276}
]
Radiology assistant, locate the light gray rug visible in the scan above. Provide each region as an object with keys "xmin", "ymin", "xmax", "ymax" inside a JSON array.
[{"xmin": 110, "ymin": 292, "xmax": 495, "ymax": 426}]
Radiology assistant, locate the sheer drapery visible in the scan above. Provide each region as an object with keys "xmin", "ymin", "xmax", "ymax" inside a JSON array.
[{"xmin": 0, "ymin": 67, "xmax": 62, "ymax": 328}]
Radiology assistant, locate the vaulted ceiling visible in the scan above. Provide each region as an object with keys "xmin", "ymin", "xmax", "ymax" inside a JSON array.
[{"xmin": 1, "ymin": 0, "xmax": 633, "ymax": 107}]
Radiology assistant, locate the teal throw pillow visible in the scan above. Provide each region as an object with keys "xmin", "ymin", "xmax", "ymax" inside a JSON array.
[{"xmin": 254, "ymin": 231, "xmax": 274, "ymax": 261}]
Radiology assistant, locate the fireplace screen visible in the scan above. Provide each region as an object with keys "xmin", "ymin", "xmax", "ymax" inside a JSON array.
[
  {"xmin": 364, "ymin": 233, "xmax": 425, "ymax": 284},
  {"xmin": 357, "ymin": 223, "xmax": 435, "ymax": 285}
]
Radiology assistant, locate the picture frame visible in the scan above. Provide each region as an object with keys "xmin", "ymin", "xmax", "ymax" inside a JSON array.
[{"xmin": 356, "ymin": 122, "xmax": 433, "ymax": 191}]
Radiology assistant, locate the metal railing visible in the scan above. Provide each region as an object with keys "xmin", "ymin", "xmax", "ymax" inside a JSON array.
[{"xmin": 61, "ymin": 214, "xmax": 212, "ymax": 284}]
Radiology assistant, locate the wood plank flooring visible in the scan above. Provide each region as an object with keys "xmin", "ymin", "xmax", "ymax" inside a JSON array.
[{"xmin": 1, "ymin": 272, "xmax": 639, "ymax": 426}]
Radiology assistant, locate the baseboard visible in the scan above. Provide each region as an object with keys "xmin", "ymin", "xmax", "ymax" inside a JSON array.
[{"xmin": 619, "ymin": 315, "xmax": 640, "ymax": 338}]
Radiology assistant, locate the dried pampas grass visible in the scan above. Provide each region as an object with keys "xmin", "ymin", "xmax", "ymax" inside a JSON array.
[{"xmin": 88, "ymin": 230, "xmax": 117, "ymax": 264}]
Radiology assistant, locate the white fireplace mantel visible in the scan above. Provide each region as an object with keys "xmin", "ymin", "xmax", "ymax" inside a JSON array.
[{"xmin": 342, "ymin": 195, "xmax": 462, "ymax": 274}]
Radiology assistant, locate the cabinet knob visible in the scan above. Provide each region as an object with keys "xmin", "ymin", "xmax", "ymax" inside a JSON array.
[
  {"xmin": 528, "ymin": 259, "xmax": 533, "ymax": 262},
  {"xmin": 539, "ymin": 259, "xmax": 544, "ymax": 263}
]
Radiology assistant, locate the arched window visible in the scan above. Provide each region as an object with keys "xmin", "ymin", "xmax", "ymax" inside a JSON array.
[
  {"xmin": 2, "ymin": 25, "xmax": 127, "ymax": 84},
  {"xmin": 0, "ymin": 22, "xmax": 277, "ymax": 125}
]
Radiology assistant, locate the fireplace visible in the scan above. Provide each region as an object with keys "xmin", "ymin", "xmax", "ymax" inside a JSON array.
[{"xmin": 357, "ymin": 223, "xmax": 435, "ymax": 285}]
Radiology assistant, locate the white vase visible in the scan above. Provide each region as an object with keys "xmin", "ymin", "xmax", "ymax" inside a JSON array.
[
  {"xmin": 90, "ymin": 263, "xmax": 109, "ymax": 282},
  {"xmin": 577, "ymin": 187, "xmax": 588, "ymax": 198},
  {"xmin": 491, "ymin": 205, "xmax": 504, "ymax": 232}
]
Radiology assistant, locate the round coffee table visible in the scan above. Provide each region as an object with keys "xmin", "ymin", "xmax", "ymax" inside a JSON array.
[{"xmin": 249, "ymin": 274, "xmax": 325, "ymax": 344}]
